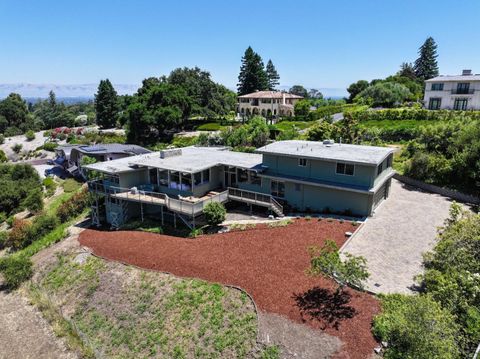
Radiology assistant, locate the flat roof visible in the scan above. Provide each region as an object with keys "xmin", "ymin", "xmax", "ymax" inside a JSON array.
[
  {"xmin": 84, "ymin": 146, "xmax": 263, "ymax": 174},
  {"xmin": 256, "ymin": 140, "xmax": 394, "ymax": 166},
  {"xmin": 425, "ymin": 74, "xmax": 480, "ymax": 82},
  {"xmin": 238, "ymin": 91, "xmax": 303, "ymax": 99}
]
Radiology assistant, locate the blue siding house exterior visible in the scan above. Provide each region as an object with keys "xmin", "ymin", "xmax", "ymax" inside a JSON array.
[{"xmin": 86, "ymin": 141, "xmax": 395, "ymax": 228}]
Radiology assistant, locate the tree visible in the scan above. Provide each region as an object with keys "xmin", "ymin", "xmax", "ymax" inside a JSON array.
[
  {"xmin": 397, "ymin": 62, "xmax": 417, "ymax": 80},
  {"xmin": 125, "ymin": 81, "xmax": 192, "ymax": 145},
  {"xmin": 294, "ymin": 100, "xmax": 311, "ymax": 118},
  {"xmin": 308, "ymin": 89, "xmax": 323, "ymax": 99},
  {"xmin": 308, "ymin": 240, "xmax": 369, "ymax": 294},
  {"xmin": 373, "ymin": 294, "xmax": 459, "ymax": 359},
  {"xmin": 95, "ymin": 79, "xmax": 119, "ymax": 129},
  {"xmin": 355, "ymin": 82, "xmax": 412, "ymax": 107},
  {"xmin": 237, "ymin": 46, "xmax": 268, "ymax": 95},
  {"xmin": 203, "ymin": 202, "xmax": 226, "ymax": 226},
  {"xmin": 265, "ymin": 59, "xmax": 280, "ymax": 90},
  {"xmin": 0, "ymin": 93, "xmax": 28, "ymax": 129},
  {"xmin": 167, "ymin": 67, "xmax": 236, "ymax": 117},
  {"xmin": 347, "ymin": 80, "xmax": 369, "ymax": 102},
  {"xmin": 414, "ymin": 37, "xmax": 439, "ymax": 80},
  {"xmin": 289, "ymin": 85, "xmax": 308, "ymax": 98}
]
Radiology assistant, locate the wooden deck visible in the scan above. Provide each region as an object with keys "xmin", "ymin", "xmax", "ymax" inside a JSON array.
[{"xmin": 110, "ymin": 191, "xmax": 167, "ymax": 206}]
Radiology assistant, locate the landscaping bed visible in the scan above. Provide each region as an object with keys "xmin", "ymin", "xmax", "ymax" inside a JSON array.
[{"xmin": 79, "ymin": 218, "xmax": 380, "ymax": 359}]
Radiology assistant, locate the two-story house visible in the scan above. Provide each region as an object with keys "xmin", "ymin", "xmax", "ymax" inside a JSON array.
[
  {"xmin": 237, "ymin": 91, "xmax": 303, "ymax": 118},
  {"xmin": 85, "ymin": 140, "xmax": 394, "ymax": 229},
  {"xmin": 424, "ymin": 69, "xmax": 480, "ymax": 110}
]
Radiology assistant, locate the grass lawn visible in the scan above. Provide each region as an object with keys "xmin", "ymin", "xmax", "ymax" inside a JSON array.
[
  {"xmin": 36, "ymin": 252, "xmax": 260, "ymax": 358},
  {"xmin": 195, "ymin": 122, "xmax": 227, "ymax": 131},
  {"xmin": 273, "ymin": 121, "xmax": 315, "ymax": 132}
]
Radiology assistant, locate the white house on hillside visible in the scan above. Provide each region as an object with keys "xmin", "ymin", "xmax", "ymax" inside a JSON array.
[
  {"xmin": 424, "ymin": 69, "xmax": 480, "ymax": 110},
  {"xmin": 237, "ymin": 91, "xmax": 303, "ymax": 118}
]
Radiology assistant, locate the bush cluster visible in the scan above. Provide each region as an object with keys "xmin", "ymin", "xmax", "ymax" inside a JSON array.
[
  {"xmin": 0, "ymin": 255, "xmax": 33, "ymax": 289},
  {"xmin": 57, "ymin": 187, "xmax": 90, "ymax": 222},
  {"xmin": 349, "ymin": 108, "xmax": 480, "ymax": 122},
  {"xmin": 6, "ymin": 215, "xmax": 59, "ymax": 250},
  {"xmin": 203, "ymin": 202, "xmax": 226, "ymax": 226}
]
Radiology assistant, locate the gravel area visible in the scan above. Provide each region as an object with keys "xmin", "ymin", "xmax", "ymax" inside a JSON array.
[
  {"xmin": 79, "ymin": 219, "xmax": 380, "ymax": 359},
  {"xmin": 341, "ymin": 179, "xmax": 457, "ymax": 294}
]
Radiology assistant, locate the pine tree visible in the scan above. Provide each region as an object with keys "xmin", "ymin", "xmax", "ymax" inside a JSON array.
[
  {"xmin": 237, "ymin": 46, "xmax": 268, "ymax": 95},
  {"xmin": 414, "ymin": 37, "xmax": 439, "ymax": 80},
  {"xmin": 95, "ymin": 79, "xmax": 119, "ymax": 129},
  {"xmin": 398, "ymin": 62, "xmax": 417, "ymax": 80},
  {"xmin": 265, "ymin": 59, "xmax": 280, "ymax": 90}
]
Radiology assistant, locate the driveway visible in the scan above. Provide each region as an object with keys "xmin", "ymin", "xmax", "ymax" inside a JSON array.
[{"xmin": 341, "ymin": 179, "xmax": 455, "ymax": 294}]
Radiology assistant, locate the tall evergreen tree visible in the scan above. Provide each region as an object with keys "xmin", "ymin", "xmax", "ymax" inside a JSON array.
[
  {"xmin": 414, "ymin": 37, "xmax": 439, "ymax": 80},
  {"xmin": 237, "ymin": 46, "xmax": 268, "ymax": 95},
  {"xmin": 95, "ymin": 79, "xmax": 119, "ymax": 129},
  {"xmin": 265, "ymin": 59, "xmax": 280, "ymax": 90},
  {"xmin": 397, "ymin": 62, "xmax": 417, "ymax": 80}
]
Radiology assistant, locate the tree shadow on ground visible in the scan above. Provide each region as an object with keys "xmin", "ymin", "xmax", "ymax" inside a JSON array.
[{"xmin": 292, "ymin": 286, "xmax": 357, "ymax": 330}]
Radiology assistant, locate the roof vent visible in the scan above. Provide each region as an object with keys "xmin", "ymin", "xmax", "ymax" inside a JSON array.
[
  {"xmin": 323, "ymin": 139, "xmax": 335, "ymax": 145},
  {"xmin": 462, "ymin": 69, "xmax": 472, "ymax": 76},
  {"xmin": 160, "ymin": 148, "xmax": 182, "ymax": 159}
]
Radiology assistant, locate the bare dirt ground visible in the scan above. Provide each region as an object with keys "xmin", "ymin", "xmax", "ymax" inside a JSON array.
[{"xmin": 0, "ymin": 289, "xmax": 77, "ymax": 359}]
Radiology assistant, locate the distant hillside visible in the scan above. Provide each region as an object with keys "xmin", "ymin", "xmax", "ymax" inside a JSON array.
[{"xmin": 0, "ymin": 83, "xmax": 139, "ymax": 99}]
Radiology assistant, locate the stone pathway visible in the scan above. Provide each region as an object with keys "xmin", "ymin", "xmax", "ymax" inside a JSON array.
[{"xmin": 341, "ymin": 179, "xmax": 457, "ymax": 294}]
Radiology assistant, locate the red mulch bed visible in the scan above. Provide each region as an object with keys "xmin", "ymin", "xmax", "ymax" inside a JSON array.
[{"xmin": 79, "ymin": 219, "xmax": 380, "ymax": 358}]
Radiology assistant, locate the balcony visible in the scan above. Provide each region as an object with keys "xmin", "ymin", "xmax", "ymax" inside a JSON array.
[{"xmin": 451, "ymin": 89, "xmax": 474, "ymax": 95}]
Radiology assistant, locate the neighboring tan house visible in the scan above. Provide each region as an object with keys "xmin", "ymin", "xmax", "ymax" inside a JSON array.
[
  {"xmin": 424, "ymin": 69, "xmax": 480, "ymax": 110},
  {"xmin": 54, "ymin": 143, "xmax": 150, "ymax": 176},
  {"xmin": 237, "ymin": 91, "xmax": 303, "ymax": 118},
  {"xmin": 85, "ymin": 140, "xmax": 394, "ymax": 229}
]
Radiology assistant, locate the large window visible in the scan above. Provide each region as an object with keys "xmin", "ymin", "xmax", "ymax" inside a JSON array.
[
  {"xmin": 456, "ymin": 83, "xmax": 470, "ymax": 94},
  {"xmin": 428, "ymin": 98, "xmax": 442, "ymax": 110},
  {"xmin": 181, "ymin": 172, "xmax": 192, "ymax": 191},
  {"xmin": 249, "ymin": 171, "xmax": 261, "ymax": 185},
  {"xmin": 202, "ymin": 169, "xmax": 210, "ymax": 183},
  {"xmin": 336, "ymin": 162, "xmax": 355, "ymax": 176},
  {"xmin": 454, "ymin": 98, "xmax": 468, "ymax": 111},
  {"xmin": 431, "ymin": 83, "xmax": 444, "ymax": 91},
  {"xmin": 238, "ymin": 169, "xmax": 248, "ymax": 183},
  {"xmin": 193, "ymin": 172, "xmax": 202, "ymax": 186},
  {"xmin": 271, "ymin": 180, "xmax": 285, "ymax": 198}
]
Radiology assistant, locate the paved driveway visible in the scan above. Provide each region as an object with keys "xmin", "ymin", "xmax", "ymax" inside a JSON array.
[{"xmin": 341, "ymin": 179, "xmax": 455, "ymax": 294}]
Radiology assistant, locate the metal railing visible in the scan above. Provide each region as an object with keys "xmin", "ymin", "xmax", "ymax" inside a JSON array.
[
  {"xmin": 227, "ymin": 187, "xmax": 283, "ymax": 214},
  {"xmin": 88, "ymin": 179, "xmax": 229, "ymax": 217}
]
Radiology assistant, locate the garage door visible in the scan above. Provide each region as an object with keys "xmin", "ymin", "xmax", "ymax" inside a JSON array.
[{"xmin": 373, "ymin": 179, "xmax": 390, "ymax": 210}]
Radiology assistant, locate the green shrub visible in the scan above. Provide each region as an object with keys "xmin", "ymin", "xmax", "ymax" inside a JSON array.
[
  {"xmin": 0, "ymin": 231, "xmax": 7, "ymax": 249},
  {"xmin": 373, "ymin": 294, "xmax": 459, "ymax": 359},
  {"xmin": 57, "ymin": 188, "xmax": 90, "ymax": 222},
  {"xmin": 25, "ymin": 130, "xmax": 35, "ymax": 141},
  {"xmin": 62, "ymin": 178, "xmax": 81, "ymax": 193},
  {"xmin": 11, "ymin": 143, "xmax": 22, "ymax": 154},
  {"xmin": 0, "ymin": 149, "xmax": 7, "ymax": 163},
  {"xmin": 6, "ymin": 218, "xmax": 32, "ymax": 250},
  {"xmin": 189, "ymin": 227, "xmax": 204, "ymax": 238},
  {"xmin": 4, "ymin": 126, "xmax": 22, "ymax": 137},
  {"xmin": 43, "ymin": 177, "xmax": 57, "ymax": 197},
  {"xmin": 42, "ymin": 142, "xmax": 58, "ymax": 151},
  {"xmin": 203, "ymin": 202, "xmax": 226, "ymax": 226},
  {"xmin": 23, "ymin": 189, "xmax": 44, "ymax": 213},
  {"xmin": 0, "ymin": 255, "xmax": 33, "ymax": 289}
]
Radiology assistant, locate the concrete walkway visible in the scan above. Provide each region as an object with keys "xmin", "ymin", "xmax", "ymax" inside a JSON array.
[{"xmin": 341, "ymin": 179, "xmax": 455, "ymax": 294}]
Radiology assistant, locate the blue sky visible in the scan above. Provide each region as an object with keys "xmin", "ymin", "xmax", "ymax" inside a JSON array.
[{"xmin": 1, "ymin": 0, "xmax": 479, "ymax": 95}]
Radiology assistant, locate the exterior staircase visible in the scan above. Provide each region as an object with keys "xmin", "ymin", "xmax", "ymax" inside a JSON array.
[{"xmin": 227, "ymin": 187, "xmax": 284, "ymax": 217}]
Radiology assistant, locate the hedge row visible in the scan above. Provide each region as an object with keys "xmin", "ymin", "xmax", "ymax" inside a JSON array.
[{"xmin": 350, "ymin": 108, "xmax": 480, "ymax": 122}]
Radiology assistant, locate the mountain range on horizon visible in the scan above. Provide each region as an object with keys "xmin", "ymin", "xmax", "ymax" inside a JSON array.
[{"xmin": 0, "ymin": 83, "xmax": 348, "ymax": 100}]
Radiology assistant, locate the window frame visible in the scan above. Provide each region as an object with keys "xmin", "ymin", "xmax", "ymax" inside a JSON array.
[
  {"xmin": 428, "ymin": 97, "xmax": 442, "ymax": 110},
  {"xmin": 431, "ymin": 83, "xmax": 444, "ymax": 91},
  {"xmin": 336, "ymin": 162, "xmax": 355, "ymax": 176},
  {"xmin": 270, "ymin": 180, "xmax": 285, "ymax": 198},
  {"xmin": 298, "ymin": 158, "xmax": 307, "ymax": 167}
]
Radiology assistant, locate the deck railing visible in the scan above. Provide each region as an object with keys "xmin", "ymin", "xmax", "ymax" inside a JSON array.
[
  {"xmin": 227, "ymin": 187, "xmax": 283, "ymax": 214},
  {"xmin": 88, "ymin": 179, "xmax": 229, "ymax": 217}
]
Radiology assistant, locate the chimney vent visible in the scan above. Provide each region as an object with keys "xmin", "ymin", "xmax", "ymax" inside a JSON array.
[
  {"xmin": 462, "ymin": 69, "xmax": 472, "ymax": 76},
  {"xmin": 160, "ymin": 148, "xmax": 182, "ymax": 159}
]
